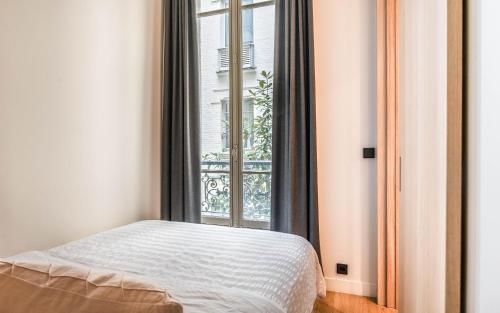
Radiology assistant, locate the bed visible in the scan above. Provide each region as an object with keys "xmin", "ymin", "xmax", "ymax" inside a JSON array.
[{"xmin": 5, "ymin": 220, "xmax": 325, "ymax": 313}]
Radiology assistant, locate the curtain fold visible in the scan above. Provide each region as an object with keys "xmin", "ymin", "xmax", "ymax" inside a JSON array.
[
  {"xmin": 161, "ymin": 0, "xmax": 201, "ymax": 223},
  {"xmin": 271, "ymin": 0, "xmax": 321, "ymax": 261}
]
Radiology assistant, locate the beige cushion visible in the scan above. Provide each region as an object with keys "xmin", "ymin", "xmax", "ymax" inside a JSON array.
[{"xmin": 0, "ymin": 259, "xmax": 182, "ymax": 313}]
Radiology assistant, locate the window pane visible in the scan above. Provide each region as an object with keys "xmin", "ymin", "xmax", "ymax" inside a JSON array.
[
  {"xmin": 242, "ymin": 99, "xmax": 254, "ymax": 149},
  {"xmin": 221, "ymin": 100, "xmax": 230, "ymax": 149},
  {"xmin": 241, "ymin": 4, "xmax": 275, "ymax": 222},
  {"xmin": 242, "ymin": 6, "xmax": 253, "ymax": 43},
  {"xmin": 198, "ymin": 0, "xmax": 231, "ymax": 220}
]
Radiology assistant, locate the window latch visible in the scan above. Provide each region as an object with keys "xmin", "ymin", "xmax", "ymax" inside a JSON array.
[{"xmin": 231, "ymin": 144, "xmax": 239, "ymax": 163}]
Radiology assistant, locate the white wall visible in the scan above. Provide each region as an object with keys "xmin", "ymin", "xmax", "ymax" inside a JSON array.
[
  {"xmin": 466, "ymin": 1, "xmax": 500, "ymax": 312},
  {"xmin": 314, "ymin": 0, "xmax": 378, "ymax": 297},
  {"xmin": 0, "ymin": 0, "xmax": 162, "ymax": 257},
  {"xmin": 399, "ymin": 0, "xmax": 448, "ymax": 312}
]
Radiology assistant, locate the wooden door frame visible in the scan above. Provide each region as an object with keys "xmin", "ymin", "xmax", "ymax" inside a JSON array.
[
  {"xmin": 446, "ymin": 0, "xmax": 463, "ymax": 312},
  {"xmin": 376, "ymin": 0, "xmax": 464, "ymax": 311},
  {"xmin": 376, "ymin": 0, "xmax": 399, "ymax": 310}
]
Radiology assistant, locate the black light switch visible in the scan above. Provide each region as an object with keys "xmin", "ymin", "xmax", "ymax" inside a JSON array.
[{"xmin": 363, "ymin": 148, "xmax": 376, "ymax": 159}]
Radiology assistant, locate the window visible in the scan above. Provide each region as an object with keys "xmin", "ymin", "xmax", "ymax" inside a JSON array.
[
  {"xmin": 242, "ymin": 6, "xmax": 254, "ymax": 43},
  {"xmin": 223, "ymin": 0, "xmax": 253, "ymax": 47},
  {"xmin": 221, "ymin": 100, "xmax": 230, "ymax": 150},
  {"xmin": 198, "ymin": 0, "xmax": 275, "ymax": 228},
  {"xmin": 242, "ymin": 99, "xmax": 255, "ymax": 149},
  {"xmin": 219, "ymin": 0, "xmax": 255, "ymax": 72},
  {"xmin": 222, "ymin": 98, "xmax": 254, "ymax": 150}
]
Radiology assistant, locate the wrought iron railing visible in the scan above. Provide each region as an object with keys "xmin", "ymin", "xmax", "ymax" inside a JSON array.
[{"xmin": 201, "ymin": 159, "xmax": 271, "ymax": 221}]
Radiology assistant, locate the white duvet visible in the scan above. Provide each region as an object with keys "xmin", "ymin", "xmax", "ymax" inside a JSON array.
[{"xmin": 9, "ymin": 221, "xmax": 325, "ymax": 313}]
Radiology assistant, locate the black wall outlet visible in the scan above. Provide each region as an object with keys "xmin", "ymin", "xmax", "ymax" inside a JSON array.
[
  {"xmin": 336, "ymin": 263, "xmax": 348, "ymax": 275},
  {"xmin": 363, "ymin": 148, "xmax": 376, "ymax": 159}
]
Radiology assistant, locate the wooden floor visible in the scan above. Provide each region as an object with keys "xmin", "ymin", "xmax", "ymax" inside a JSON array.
[{"xmin": 314, "ymin": 292, "xmax": 397, "ymax": 313}]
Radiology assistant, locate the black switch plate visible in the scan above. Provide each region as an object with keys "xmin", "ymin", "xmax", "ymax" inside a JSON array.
[
  {"xmin": 336, "ymin": 263, "xmax": 348, "ymax": 275},
  {"xmin": 363, "ymin": 148, "xmax": 376, "ymax": 159}
]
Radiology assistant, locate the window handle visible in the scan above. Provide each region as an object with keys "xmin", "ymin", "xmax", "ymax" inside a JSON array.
[{"xmin": 232, "ymin": 144, "xmax": 239, "ymax": 163}]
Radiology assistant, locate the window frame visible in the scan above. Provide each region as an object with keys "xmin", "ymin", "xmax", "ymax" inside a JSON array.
[{"xmin": 198, "ymin": 0, "xmax": 275, "ymax": 230}]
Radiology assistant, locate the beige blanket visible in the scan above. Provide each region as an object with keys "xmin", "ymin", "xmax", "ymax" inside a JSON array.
[{"xmin": 0, "ymin": 256, "xmax": 182, "ymax": 313}]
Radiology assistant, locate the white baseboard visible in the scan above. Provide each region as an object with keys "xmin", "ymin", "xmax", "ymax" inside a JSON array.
[{"xmin": 324, "ymin": 277, "xmax": 377, "ymax": 298}]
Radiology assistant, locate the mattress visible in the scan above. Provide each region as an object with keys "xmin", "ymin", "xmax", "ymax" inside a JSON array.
[{"xmin": 8, "ymin": 221, "xmax": 325, "ymax": 313}]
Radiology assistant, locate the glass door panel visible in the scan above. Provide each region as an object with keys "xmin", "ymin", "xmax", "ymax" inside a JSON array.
[
  {"xmin": 198, "ymin": 0, "xmax": 231, "ymax": 223},
  {"xmin": 197, "ymin": 0, "xmax": 275, "ymax": 228},
  {"xmin": 240, "ymin": 4, "xmax": 275, "ymax": 225}
]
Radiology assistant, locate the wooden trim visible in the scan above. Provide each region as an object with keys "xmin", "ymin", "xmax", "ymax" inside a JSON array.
[
  {"xmin": 377, "ymin": 0, "xmax": 399, "ymax": 310},
  {"xmin": 385, "ymin": 0, "xmax": 397, "ymax": 308},
  {"xmin": 376, "ymin": 0, "xmax": 388, "ymax": 306},
  {"xmin": 394, "ymin": 0, "xmax": 400, "ymax": 308},
  {"xmin": 446, "ymin": 0, "xmax": 463, "ymax": 312}
]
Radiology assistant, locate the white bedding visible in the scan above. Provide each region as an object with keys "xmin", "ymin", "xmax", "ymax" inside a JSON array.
[{"xmin": 9, "ymin": 221, "xmax": 325, "ymax": 313}]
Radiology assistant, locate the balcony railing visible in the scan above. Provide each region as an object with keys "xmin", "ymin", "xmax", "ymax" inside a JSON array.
[
  {"xmin": 201, "ymin": 159, "xmax": 271, "ymax": 221},
  {"xmin": 218, "ymin": 43, "xmax": 255, "ymax": 72}
]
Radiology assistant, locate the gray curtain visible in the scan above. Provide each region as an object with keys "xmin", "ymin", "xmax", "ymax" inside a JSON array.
[
  {"xmin": 161, "ymin": 0, "xmax": 201, "ymax": 223},
  {"xmin": 271, "ymin": 0, "xmax": 321, "ymax": 260}
]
